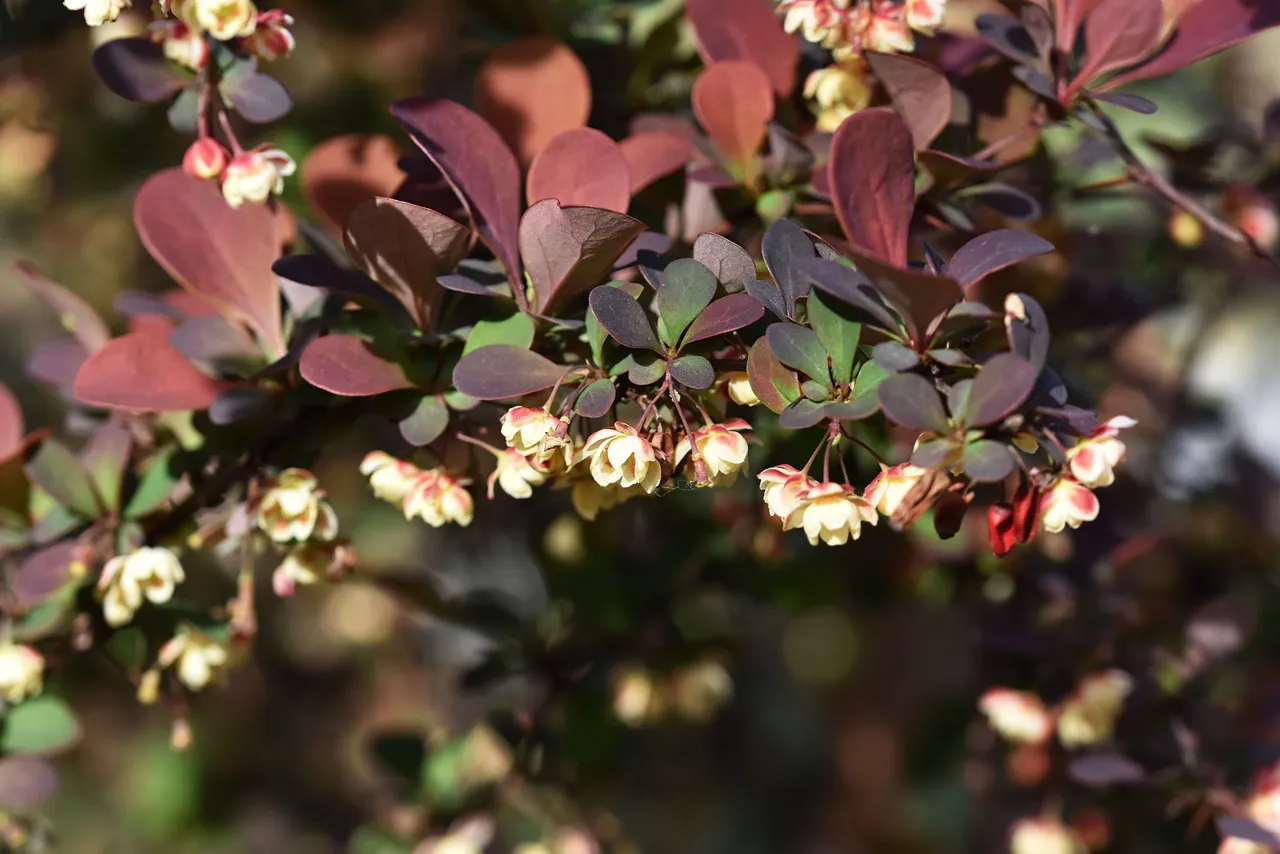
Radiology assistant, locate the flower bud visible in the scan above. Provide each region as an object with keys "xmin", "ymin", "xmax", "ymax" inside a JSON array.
[
  {"xmin": 242, "ymin": 8, "xmax": 295, "ymax": 60},
  {"xmin": 183, "ymin": 137, "xmax": 229, "ymax": 181},
  {"xmin": 489, "ymin": 448, "xmax": 549, "ymax": 499},
  {"xmin": 723, "ymin": 371, "xmax": 761, "ymax": 406},
  {"xmin": 1168, "ymin": 209, "xmax": 1205, "ymax": 248}
]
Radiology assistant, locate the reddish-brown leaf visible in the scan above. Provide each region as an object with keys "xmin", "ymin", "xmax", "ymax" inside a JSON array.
[
  {"xmin": 300, "ymin": 134, "xmax": 405, "ymax": 237},
  {"xmin": 134, "ymin": 169, "xmax": 285, "ymax": 357},
  {"xmin": 474, "ymin": 36, "xmax": 592, "ymax": 167},
  {"xmin": 864, "ymin": 52, "xmax": 953, "ymax": 151},
  {"xmin": 520, "ymin": 199, "xmax": 646, "ymax": 313},
  {"xmin": 619, "ymin": 132, "xmax": 694, "ymax": 195},
  {"xmin": 1101, "ymin": 0, "xmax": 1280, "ymax": 91},
  {"xmin": 1054, "ymin": 0, "xmax": 1103, "ymax": 52},
  {"xmin": 14, "ymin": 262, "xmax": 110, "ymax": 354},
  {"xmin": 344, "ymin": 197, "xmax": 471, "ymax": 329},
  {"xmin": 692, "ymin": 61, "xmax": 774, "ymax": 171},
  {"xmin": 73, "ymin": 332, "xmax": 222, "ymax": 412},
  {"xmin": 0, "ymin": 383, "xmax": 22, "ymax": 462},
  {"xmin": 526, "ymin": 128, "xmax": 632, "ymax": 214},
  {"xmin": 391, "ymin": 98, "xmax": 524, "ymax": 300},
  {"xmin": 1072, "ymin": 0, "xmax": 1165, "ymax": 92},
  {"xmin": 686, "ymin": 0, "xmax": 800, "ymax": 97},
  {"xmin": 14, "ymin": 543, "xmax": 79, "ymax": 606},
  {"xmin": 829, "ymin": 109, "xmax": 916, "ymax": 267},
  {"xmin": 299, "ymin": 335, "xmax": 414, "ymax": 397}
]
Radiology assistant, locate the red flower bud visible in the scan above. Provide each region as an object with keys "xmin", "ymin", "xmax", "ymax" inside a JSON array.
[
  {"xmin": 183, "ymin": 138, "xmax": 230, "ymax": 181},
  {"xmin": 988, "ymin": 482, "xmax": 1042, "ymax": 556}
]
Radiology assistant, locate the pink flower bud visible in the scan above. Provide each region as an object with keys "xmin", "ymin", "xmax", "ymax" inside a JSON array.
[
  {"xmin": 183, "ymin": 138, "xmax": 230, "ymax": 181},
  {"xmin": 243, "ymin": 8, "xmax": 296, "ymax": 61}
]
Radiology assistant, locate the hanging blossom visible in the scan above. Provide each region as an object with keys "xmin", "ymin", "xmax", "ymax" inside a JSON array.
[
  {"xmin": 720, "ymin": 371, "xmax": 760, "ymax": 407},
  {"xmin": 0, "ymin": 643, "xmax": 44, "ymax": 705},
  {"xmin": 221, "ymin": 146, "xmax": 297, "ymax": 209},
  {"xmin": 98, "ymin": 546, "xmax": 186, "ymax": 628},
  {"xmin": 360, "ymin": 453, "xmax": 475, "ymax": 529},
  {"xmin": 156, "ymin": 624, "xmax": 230, "ymax": 692},
  {"xmin": 1219, "ymin": 764, "xmax": 1280, "ymax": 854},
  {"xmin": 273, "ymin": 541, "xmax": 353, "ymax": 597},
  {"xmin": 980, "ymin": 670, "xmax": 1133, "ymax": 750},
  {"xmin": 241, "ymin": 9, "xmax": 296, "ymax": 61},
  {"xmin": 63, "ymin": 0, "xmax": 130, "ymax": 27},
  {"xmin": 501, "ymin": 405, "xmax": 572, "ymax": 467},
  {"xmin": 778, "ymin": 0, "xmax": 947, "ymax": 60},
  {"xmin": 580, "ymin": 422, "xmax": 663, "ymax": 494},
  {"xmin": 174, "ymin": 0, "xmax": 259, "ymax": 40},
  {"xmin": 758, "ymin": 465, "xmax": 879, "ymax": 546},
  {"xmin": 1010, "ymin": 818, "xmax": 1085, "ymax": 854},
  {"xmin": 675, "ymin": 420, "xmax": 751, "ymax": 487},
  {"xmin": 864, "ymin": 462, "xmax": 928, "ymax": 518},
  {"xmin": 804, "ymin": 56, "xmax": 874, "ymax": 133},
  {"xmin": 255, "ymin": 468, "xmax": 339, "ymax": 545},
  {"xmin": 978, "ymin": 688, "xmax": 1054, "ymax": 745},
  {"xmin": 147, "ymin": 19, "xmax": 210, "ymax": 71}
]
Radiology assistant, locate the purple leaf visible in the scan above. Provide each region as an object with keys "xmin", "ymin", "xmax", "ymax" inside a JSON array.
[
  {"xmin": 1005, "ymin": 292, "xmax": 1051, "ymax": 370},
  {"xmin": 1094, "ymin": 92, "xmax": 1158, "ymax": 114},
  {"xmin": 0, "ymin": 384, "xmax": 23, "ymax": 463},
  {"xmin": 684, "ymin": 294, "xmax": 766, "ymax": 344},
  {"xmin": 1073, "ymin": 0, "xmax": 1165, "ymax": 91},
  {"xmin": 949, "ymin": 230, "xmax": 1056, "ymax": 289},
  {"xmin": 299, "ymin": 335, "xmax": 414, "ymax": 397},
  {"xmin": 390, "ymin": 98, "xmax": 524, "ymax": 304},
  {"xmin": 962, "ymin": 183, "xmax": 1042, "ymax": 221},
  {"xmin": 452, "ymin": 345, "xmax": 566, "ymax": 400},
  {"xmin": 169, "ymin": 316, "xmax": 260, "ymax": 368},
  {"xmin": 864, "ymin": 52, "xmax": 953, "ymax": 151},
  {"xmin": 588, "ymin": 286, "xmax": 661, "ymax": 352},
  {"xmin": 221, "ymin": 71, "xmax": 292, "ymax": 124},
  {"xmin": 762, "ymin": 218, "xmax": 817, "ymax": 316},
  {"xmin": 208, "ymin": 388, "xmax": 276, "ymax": 425},
  {"xmin": 685, "ymin": 0, "xmax": 800, "ymax": 97},
  {"xmin": 829, "ymin": 109, "xmax": 916, "ymax": 267},
  {"xmin": 974, "ymin": 13, "xmax": 1040, "ymax": 64},
  {"xmin": 521, "ymin": 200, "xmax": 646, "ymax": 314},
  {"xmin": 693, "ymin": 233, "xmax": 756, "ymax": 291},
  {"xmin": 574, "ymin": 379, "xmax": 617, "ymax": 418},
  {"xmin": 670, "ymin": 354, "xmax": 715, "ymax": 389},
  {"xmin": 612, "ymin": 231, "xmax": 672, "ymax": 273},
  {"xmin": 878, "ymin": 374, "xmax": 950, "ymax": 433},
  {"xmin": 965, "ymin": 353, "xmax": 1038, "ymax": 426},
  {"xmin": 1218, "ymin": 817, "xmax": 1280, "ymax": 848},
  {"xmin": 14, "ymin": 543, "xmax": 79, "ymax": 606},
  {"xmin": 779, "ymin": 398, "xmax": 827, "ymax": 429},
  {"xmin": 845, "ymin": 251, "xmax": 964, "ymax": 347},
  {"xmin": 619, "ymin": 132, "xmax": 694, "ymax": 195},
  {"xmin": 747, "ymin": 337, "xmax": 801, "ymax": 414},
  {"xmin": 745, "ymin": 279, "xmax": 786, "ymax": 321},
  {"xmin": 798, "ymin": 255, "xmax": 901, "ymax": 333},
  {"xmin": 0, "ymin": 757, "xmax": 58, "ymax": 808},
  {"xmin": 962, "ymin": 440, "xmax": 1015, "ymax": 483},
  {"xmin": 91, "ymin": 38, "xmax": 189, "ymax": 104},
  {"xmin": 1068, "ymin": 753, "xmax": 1147, "ymax": 787},
  {"xmin": 15, "ymin": 262, "xmax": 110, "ymax": 355}
]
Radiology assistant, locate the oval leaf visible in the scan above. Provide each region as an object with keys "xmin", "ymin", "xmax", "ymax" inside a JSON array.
[
  {"xmin": 619, "ymin": 132, "xmax": 693, "ymax": 195},
  {"xmin": 806, "ymin": 290, "xmax": 861, "ymax": 386},
  {"xmin": 692, "ymin": 61, "xmax": 774, "ymax": 170},
  {"xmin": 526, "ymin": 128, "xmax": 632, "ymax": 214},
  {"xmin": 878, "ymin": 373, "xmax": 950, "ymax": 433},
  {"xmin": 779, "ymin": 398, "xmax": 827, "ymax": 429},
  {"xmin": 452, "ymin": 345, "xmax": 566, "ymax": 401},
  {"xmin": 221, "ymin": 71, "xmax": 293, "ymax": 124},
  {"xmin": 0, "ymin": 383, "xmax": 23, "ymax": 462},
  {"xmin": 14, "ymin": 543, "xmax": 78, "ymax": 606},
  {"xmin": 0, "ymin": 756, "xmax": 58, "ymax": 808},
  {"xmin": 686, "ymin": 0, "xmax": 799, "ymax": 96},
  {"xmin": 762, "ymin": 219, "xmax": 816, "ymax": 316},
  {"xmin": 91, "ymin": 38, "xmax": 188, "ymax": 104},
  {"xmin": 829, "ymin": 108, "xmax": 915, "ymax": 267},
  {"xmin": 745, "ymin": 278, "xmax": 786, "ymax": 321},
  {"xmin": 864, "ymin": 52, "xmax": 953, "ymax": 151},
  {"xmin": 522, "ymin": 200, "xmax": 646, "ymax": 313},
  {"xmin": 400, "ymin": 396, "xmax": 451, "ymax": 447},
  {"xmin": 74, "ymin": 332, "xmax": 222, "ymax": 412},
  {"xmin": 670, "ymin": 355, "xmax": 715, "ymax": 389},
  {"xmin": 693, "ymin": 233, "xmax": 755, "ymax": 291},
  {"xmin": 299, "ymin": 335, "xmax": 413, "ymax": 397},
  {"xmin": 962, "ymin": 440, "xmax": 1016, "ymax": 483},
  {"xmin": 589, "ymin": 286, "xmax": 661, "ymax": 352},
  {"xmin": 574, "ymin": 379, "xmax": 617, "ymax": 418},
  {"xmin": 463, "ymin": 312, "xmax": 536, "ymax": 355},
  {"xmin": 1, "ymin": 696, "xmax": 81, "ymax": 756},
  {"xmin": 766, "ymin": 323, "xmax": 831, "ymax": 385},
  {"xmin": 657, "ymin": 259, "xmax": 718, "ymax": 346},
  {"xmin": 474, "ymin": 36, "xmax": 591, "ymax": 167},
  {"xmin": 15, "ymin": 262, "xmax": 110, "ymax": 354},
  {"xmin": 300, "ymin": 134, "xmax": 405, "ymax": 236},
  {"xmin": 965, "ymin": 353, "xmax": 1039, "ymax": 426},
  {"xmin": 1074, "ymin": 0, "xmax": 1165, "ymax": 90},
  {"xmin": 684, "ymin": 293, "xmax": 766, "ymax": 344},
  {"xmin": 949, "ymin": 230, "xmax": 1055, "ymax": 290},
  {"xmin": 747, "ymin": 337, "xmax": 802, "ymax": 415}
]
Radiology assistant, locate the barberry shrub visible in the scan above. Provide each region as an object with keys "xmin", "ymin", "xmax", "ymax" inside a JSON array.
[{"xmin": 2, "ymin": 0, "xmax": 1280, "ymax": 851}]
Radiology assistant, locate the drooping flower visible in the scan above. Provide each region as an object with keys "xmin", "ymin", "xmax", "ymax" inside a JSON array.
[
  {"xmin": 1010, "ymin": 818, "xmax": 1085, "ymax": 854},
  {"xmin": 612, "ymin": 665, "xmax": 660, "ymax": 727},
  {"xmin": 1221, "ymin": 764, "xmax": 1280, "ymax": 853},
  {"xmin": 256, "ymin": 468, "xmax": 338, "ymax": 544},
  {"xmin": 1066, "ymin": 416, "xmax": 1135, "ymax": 489},
  {"xmin": 182, "ymin": 137, "xmax": 229, "ymax": 181},
  {"xmin": 273, "ymin": 543, "xmax": 333, "ymax": 597},
  {"xmin": 147, "ymin": 19, "xmax": 210, "ymax": 71},
  {"xmin": 500, "ymin": 406, "xmax": 570, "ymax": 464},
  {"xmin": 777, "ymin": 0, "xmax": 854, "ymax": 50},
  {"xmin": 804, "ymin": 57, "xmax": 874, "ymax": 132},
  {"xmin": 242, "ymin": 8, "xmax": 295, "ymax": 60},
  {"xmin": 905, "ymin": 0, "xmax": 947, "ymax": 33},
  {"xmin": 722, "ymin": 371, "xmax": 761, "ymax": 407},
  {"xmin": 0, "ymin": 643, "xmax": 44, "ymax": 704},
  {"xmin": 98, "ymin": 546, "xmax": 186, "ymax": 628},
  {"xmin": 864, "ymin": 462, "xmax": 928, "ymax": 518},
  {"xmin": 581, "ymin": 423, "xmax": 662, "ymax": 494},
  {"xmin": 360, "ymin": 452, "xmax": 424, "ymax": 504},
  {"xmin": 1039, "ymin": 478, "xmax": 1100, "ymax": 534},
  {"xmin": 220, "ymin": 146, "xmax": 295, "ymax": 208},
  {"xmin": 157, "ymin": 624, "xmax": 229, "ymax": 691},
  {"xmin": 978, "ymin": 688, "xmax": 1054, "ymax": 745},
  {"xmin": 570, "ymin": 478, "xmax": 636, "ymax": 521},
  {"xmin": 179, "ymin": 0, "xmax": 258, "ymax": 40},
  {"xmin": 675, "ymin": 420, "xmax": 751, "ymax": 486},
  {"xmin": 1056, "ymin": 670, "xmax": 1132, "ymax": 749},
  {"xmin": 489, "ymin": 448, "xmax": 550, "ymax": 499},
  {"xmin": 404, "ymin": 471, "xmax": 474, "ymax": 528},
  {"xmin": 63, "ymin": 0, "xmax": 130, "ymax": 26},
  {"xmin": 758, "ymin": 464, "xmax": 820, "ymax": 523},
  {"xmin": 784, "ymin": 482, "xmax": 878, "ymax": 546},
  {"xmin": 865, "ymin": 7, "xmax": 915, "ymax": 53}
]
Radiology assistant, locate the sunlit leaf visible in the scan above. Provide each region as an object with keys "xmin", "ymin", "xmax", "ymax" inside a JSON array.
[
  {"xmin": 656, "ymin": 259, "xmax": 717, "ymax": 347},
  {"xmin": 829, "ymin": 108, "xmax": 915, "ymax": 267},
  {"xmin": 1, "ymin": 696, "xmax": 82, "ymax": 756},
  {"xmin": 521, "ymin": 200, "xmax": 645, "ymax": 313},
  {"xmin": 766, "ymin": 323, "xmax": 830, "ymax": 386},
  {"xmin": 685, "ymin": 0, "xmax": 799, "ymax": 97},
  {"xmin": 864, "ymin": 52, "xmax": 952, "ymax": 151},
  {"xmin": 452, "ymin": 345, "xmax": 566, "ymax": 400},
  {"xmin": 589, "ymin": 285, "xmax": 661, "ymax": 352},
  {"xmin": 299, "ymin": 335, "xmax": 414, "ymax": 397},
  {"xmin": 747, "ymin": 337, "xmax": 801, "ymax": 414},
  {"xmin": 526, "ymin": 128, "xmax": 632, "ymax": 214},
  {"xmin": 692, "ymin": 61, "xmax": 774, "ymax": 172}
]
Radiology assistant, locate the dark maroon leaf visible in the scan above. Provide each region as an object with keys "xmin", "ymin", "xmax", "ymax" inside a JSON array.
[
  {"xmin": 526, "ymin": 128, "xmax": 632, "ymax": 214},
  {"xmin": 962, "ymin": 183, "xmax": 1042, "ymax": 221},
  {"xmin": 965, "ymin": 353, "xmax": 1039, "ymax": 426},
  {"xmin": 864, "ymin": 52, "xmax": 953, "ymax": 151},
  {"xmin": 798, "ymin": 256, "xmax": 901, "ymax": 333},
  {"xmin": 949, "ymin": 230, "xmax": 1056, "ymax": 289},
  {"xmin": 921, "ymin": 242, "xmax": 949, "ymax": 276},
  {"xmin": 273, "ymin": 255, "xmax": 406, "ymax": 317},
  {"xmin": 745, "ymin": 279, "xmax": 786, "ymax": 321},
  {"xmin": 574, "ymin": 379, "xmax": 617, "ymax": 418},
  {"xmin": 764, "ymin": 123, "xmax": 814, "ymax": 179},
  {"xmin": 685, "ymin": 0, "xmax": 799, "ymax": 97},
  {"xmin": 390, "ymin": 98, "xmax": 524, "ymax": 301},
  {"xmin": 918, "ymin": 151, "xmax": 1002, "ymax": 190},
  {"xmin": 612, "ymin": 231, "xmax": 672, "ymax": 273},
  {"xmin": 74, "ymin": 332, "xmax": 222, "ymax": 412},
  {"xmin": 823, "ymin": 396, "xmax": 879, "ymax": 422},
  {"xmin": 619, "ymin": 132, "xmax": 693, "ymax": 195},
  {"xmin": 963, "ymin": 440, "xmax": 1016, "ymax": 483},
  {"xmin": 1073, "ymin": 0, "xmax": 1165, "ymax": 92},
  {"xmin": 670, "ymin": 355, "xmax": 715, "ymax": 389},
  {"xmin": 452, "ymin": 345, "xmax": 567, "ymax": 400},
  {"xmin": 521, "ymin": 200, "xmax": 646, "ymax": 314},
  {"xmin": 747, "ymin": 337, "xmax": 801, "ymax": 415},
  {"xmin": 1005, "ymin": 293, "xmax": 1051, "ymax": 370},
  {"xmin": 0, "ymin": 757, "xmax": 58, "ymax": 808},
  {"xmin": 762, "ymin": 218, "xmax": 817, "ymax": 316},
  {"xmin": 829, "ymin": 109, "xmax": 916, "ymax": 267},
  {"xmin": 135, "ymin": 169, "xmax": 285, "ymax": 357},
  {"xmin": 438, "ymin": 274, "xmax": 512, "ymax": 299},
  {"xmin": 846, "ymin": 251, "xmax": 964, "ymax": 346},
  {"xmin": 399, "ymin": 395, "xmax": 450, "ymax": 446},
  {"xmin": 693, "ymin": 233, "xmax": 756, "ymax": 291},
  {"xmin": 588, "ymin": 286, "xmax": 661, "ymax": 352},
  {"xmin": 91, "ymin": 38, "xmax": 189, "ymax": 104},
  {"xmin": 684, "ymin": 294, "xmax": 766, "ymax": 344},
  {"xmin": 170, "ymin": 316, "xmax": 261, "ymax": 369},
  {"xmin": 221, "ymin": 71, "xmax": 292, "ymax": 124},
  {"xmin": 208, "ymin": 388, "xmax": 276, "ymax": 425},
  {"xmin": 1038, "ymin": 405, "xmax": 1101, "ymax": 436},
  {"xmin": 1218, "ymin": 818, "xmax": 1280, "ymax": 848},
  {"xmin": 778, "ymin": 398, "xmax": 826, "ymax": 429},
  {"xmin": 873, "ymin": 341, "xmax": 920, "ymax": 372},
  {"xmin": 878, "ymin": 374, "xmax": 950, "ymax": 433},
  {"xmin": 299, "ymin": 335, "xmax": 414, "ymax": 397},
  {"xmin": 693, "ymin": 61, "xmax": 774, "ymax": 171},
  {"xmin": 14, "ymin": 543, "xmax": 79, "ymax": 606},
  {"xmin": 974, "ymin": 13, "xmax": 1040, "ymax": 64},
  {"xmin": 766, "ymin": 323, "xmax": 831, "ymax": 385},
  {"xmin": 1094, "ymin": 92, "xmax": 1158, "ymax": 114},
  {"xmin": 15, "ymin": 262, "xmax": 109, "ymax": 355}
]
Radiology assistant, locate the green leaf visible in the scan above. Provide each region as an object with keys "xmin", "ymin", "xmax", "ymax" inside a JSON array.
[
  {"xmin": 765, "ymin": 323, "xmax": 831, "ymax": 386},
  {"xmin": 81, "ymin": 424, "xmax": 132, "ymax": 514},
  {"xmin": 349, "ymin": 827, "xmax": 414, "ymax": 854},
  {"xmin": 747, "ymin": 337, "xmax": 802, "ymax": 414},
  {"xmin": 13, "ymin": 595, "xmax": 73, "ymax": 643},
  {"xmin": 962, "ymin": 440, "xmax": 1015, "ymax": 483},
  {"xmin": 851, "ymin": 359, "xmax": 889, "ymax": 404},
  {"xmin": 627, "ymin": 353, "xmax": 667, "ymax": 386},
  {"xmin": 462, "ymin": 311, "xmax": 535, "ymax": 356},
  {"xmin": 124, "ymin": 448, "xmax": 180, "ymax": 520},
  {"xmin": 656, "ymin": 259, "xmax": 717, "ymax": 347},
  {"xmin": 575, "ymin": 379, "xmax": 617, "ymax": 417},
  {"xmin": 670, "ymin": 355, "xmax": 714, "ymax": 389},
  {"xmin": 1, "ymin": 696, "xmax": 82, "ymax": 756},
  {"xmin": 806, "ymin": 290, "xmax": 861, "ymax": 385},
  {"xmin": 801, "ymin": 380, "xmax": 829, "ymax": 401},
  {"xmin": 26, "ymin": 440, "xmax": 100, "ymax": 519},
  {"xmin": 586, "ymin": 300, "xmax": 607, "ymax": 367},
  {"xmin": 443, "ymin": 390, "xmax": 479, "ymax": 411},
  {"xmin": 779, "ymin": 398, "xmax": 827, "ymax": 429},
  {"xmin": 399, "ymin": 396, "xmax": 450, "ymax": 447}
]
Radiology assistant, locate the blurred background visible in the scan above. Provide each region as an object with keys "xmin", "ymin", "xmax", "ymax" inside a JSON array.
[{"xmin": 5, "ymin": 0, "xmax": 1280, "ymax": 852}]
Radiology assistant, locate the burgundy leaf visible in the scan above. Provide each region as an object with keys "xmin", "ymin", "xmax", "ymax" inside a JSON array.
[
  {"xmin": 390, "ymin": 98, "xmax": 523, "ymax": 300},
  {"xmin": 15, "ymin": 262, "xmax": 109, "ymax": 354},
  {"xmin": 619, "ymin": 132, "xmax": 694, "ymax": 195},
  {"xmin": 693, "ymin": 233, "xmax": 756, "ymax": 291},
  {"xmin": 134, "ymin": 169, "xmax": 285, "ymax": 357},
  {"xmin": 300, "ymin": 134, "xmax": 406, "ymax": 237},
  {"xmin": 91, "ymin": 38, "xmax": 189, "ymax": 104},
  {"xmin": 747, "ymin": 337, "xmax": 801, "ymax": 415},
  {"xmin": 949, "ymin": 230, "xmax": 1056, "ymax": 289},
  {"xmin": 344, "ymin": 197, "xmax": 471, "ymax": 329},
  {"xmin": 1068, "ymin": 753, "xmax": 1146, "ymax": 787},
  {"xmin": 779, "ymin": 398, "xmax": 827, "ymax": 429},
  {"xmin": 965, "ymin": 353, "xmax": 1039, "ymax": 426},
  {"xmin": 684, "ymin": 293, "xmax": 766, "ymax": 344},
  {"xmin": 574, "ymin": 379, "xmax": 617, "ymax": 418},
  {"xmin": 797, "ymin": 255, "xmax": 901, "ymax": 333},
  {"xmin": 1102, "ymin": 0, "xmax": 1280, "ymax": 91},
  {"xmin": 520, "ymin": 200, "xmax": 646, "ymax": 313},
  {"xmin": 1055, "ymin": 0, "xmax": 1103, "ymax": 53},
  {"xmin": 0, "ymin": 383, "xmax": 23, "ymax": 463},
  {"xmin": 974, "ymin": 13, "xmax": 1041, "ymax": 65},
  {"xmin": 1093, "ymin": 92, "xmax": 1158, "ymax": 114},
  {"xmin": 685, "ymin": 0, "xmax": 799, "ymax": 97},
  {"xmin": 74, "ymin": 332, "xmax": 222, "ymax": 412},
  {"xmin": 0, "ymin": 757, "xmax": 58, "ymax": 809},
  {"xmin": 670, "ymin": 354, "xmax": 715, "ymax": 389},
  {"xmin": 299, "ymin": 335, "xmax": 413, "ymax": 397},
  {"xmin": 962, "ymin": 440, "xmax": 1016, "ymax": 483},
  {"xmin": 452, "ymin": 345, "xmax": 567, "ymax": 400},
  {"xmin": 692, "ymin": 61, "xmax": 775, "ymax": 171},
  {"xmin": 612, "ymin": 231, "xmax": 672, "ymax": 273},
  {"xmin": 1072, "ymin": 0, "xmax": 1165, "ymax": 92},
  {"xmin": 846, "ymin": 251, "xmax": 963, "ymax": 347},
  {"xmin": 829, "ymin": 109, "xmax": 916, "ymax": 267},
  {"xmin": 474, "ymin": 36, "xmax": 591, "ymax": 167},
  {"xmin": 918, "ymin": 151, "xmax": 1002, "ymax": 191},
  {"xmin": 878, "ymin": 373, "xmax": 950, "ymax": 433},
  {"xmin": 762, "ymin": 218, "xmax": 817, "ymax": 316},
  {"xmin": 588, "ymin": 286, "xmax": 661, "ymax": 352},
  {"xmin": 526, "ymin": 128, "xmax": 632, "ymax": 214},
  {"xmin": 864, "ymin": 52, "xmax": 953, "ymax": 151},
  {"xmin": 25, "ymin": 337, "xmax": 87, "ymax": 390},
  {"xmin": 14, "ymin": 543, "xmax": 78, "ymax": 606}
]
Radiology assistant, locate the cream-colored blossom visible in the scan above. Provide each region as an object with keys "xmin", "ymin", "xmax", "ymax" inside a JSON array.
[
  {"xmin": 404, "ymin": 471, "xmax": 474, "ymax": 528},
  {"xmin": 784, "ymin": 482, "xmax": 878, "ymax": 546},
  {"xmin": 1066, "ymin": 416, "xmax": 1135, "ymax": 489},
  {"xmin": 570, "ymin": 478, "xmax": 636, "ymax": 521},
  {"xmin": 864, "ymin": 462, "xmax": 928, "ymax": 518},
  {"xmin": 724, "ymin": 372, "xmax": 760, "ymax": 407},
  {"xmin": 978, "ymin": 688, "xmax": 1053, "ymax": 745},
  {"xmin": 98, "ymin": 546, "xmax": 185, "ymax": 627},
  {"xmin": 804, "ymin": 57, "xmax": 873, "ymax": 133},
  {"xmin": 1010, "ymin": 818, "xmax": 1085, "ymax": 854},
  {"xmin": 490, "ymin": 448, "xmax": 549, "ymax": 499},
  {"xmin": 157, "ymin": 624, "xmax": 229, "ymax": 691},
  {"xmin": 360, "ymin": 451, "xmax": 424, "ymax": 504},
  {"xmin": 1040, "ymin": 478, "xmax": 1100, "ymax": 534},
  {"xmin": 1056, "ymin": 670, "xmax": 1132, "ymax": 749},
  {"xmin": 64, "ymin": 0, "xmax": 130, "ymax": 26},
  {"xmin": 758, "ymin": 464, "xmax": 820, "ymax": 523},
  {"xmin": 675, "ymin": 420, "xmax": 751, "ymax": 486},
  {"xmin": 221, "ymin": 146, "xmax": 295, "ymax": 208},
  {"xmin": 178, "ymin": 0, "xmax": 258, "ymax": 40},
  {"xmin": 501, "ymin": 406, "xmax": 570, "ymax": 464},
  {"xmin": 581, "ymin": 422, "xmax": 662, "ymax": 494},
  {"xmin": 0, "ymin": 643, "xmax": 44, "ymax": 705},
  {"xmin": 256, "ymin": 468, "xmax": 338, "ymax": 544}
]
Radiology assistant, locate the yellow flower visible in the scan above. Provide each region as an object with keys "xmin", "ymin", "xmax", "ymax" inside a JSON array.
[
  {"xmin": 256, "ymin": 468, "xmax": 338, "ymax": 544},
  {"xmin": 220, "ymin": 146, "xmax": 295, "ymax": 208},
  {"xmin": 272, "ymin": 543, "xmax": 338, "ymax": 597},
  {"xmin": 63, "ymin": 0, "xmax": 130, "ymax": 27},
  {"xmin": 804, "ymin": 58, "xmax": 873, "ymax": 133},
  {"xmin": 978, "ymin": 688, "xmax": 1053, "ymax": 745},
  {"xmin": 675, "ymin": 420, "xmax": 751, "ymax": 486},
  {"xmin": 570, "ymin": 478, "xmax": 636, "ymax": 521},
  {"xmin": 1056, "ymin": 670, "xmax": 1132, "ymax": 749},
  {"xmin": 178, "ymin": 0, "xmax": 258, "ymax": 40},
  {"xmin": 757, "ymin": 465, "xmax": 819, "ymax": 523},
  {"xmin": 723, "ymin": 371, "xmax": 760, "ymax": 407},
  {"xmin": 863, "ymin": 462, "xmax": 928, "ymax": 518},
  {"xmin": 157, "ymin": 624, "xmax": 229, "ymax": 691},
  {"xmin": 580, "ymin": 423, "xmax": 662, "ymax": 494},
  {"xmin": 404, "ymin": 471, "xmax": 474, "ymax": 528},
  {"xmin": 489, "ymin": 448, "xmax": 549, "ymax": 499},
  {"xmin": 98, "ymin": 546, "xmax": 185, "ymax": 628},
  {"xmin": 784, "ymin": 482, "xmax": 878, "ymax": 546},
  {"xmin": 0, "ymin": 643, "xmax": 44, "ymax": 704},
  {"xmin": 360, "ymin": 451, "xmax": 424, "ymax": 504},
  {"xmin": 500, "ymin": 406, "xmax": 570, "ymax": 463}
]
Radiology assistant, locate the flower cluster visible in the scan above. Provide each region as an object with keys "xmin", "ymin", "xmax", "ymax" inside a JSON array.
[
  {"xmin": 141, "ymin": 623, "xmax": 230, "ymax": 695},
  {"xmin": 253, "ymin": 468, "xmax": 351, "ymax": 597},
  {"xmin": 183, "ymin": 141, "xmax": 297, "ymax": 209},
  {"xmin": 979, "ymin": 670, "xmax": 1134, "ymax": 750},
  {"xmin": 757, "ymin": 463, "xmax": 884, "ymax": 547},
  {"xmin": 97, "ymin": 546, "xmax": 186, "ymax": 628},
  {"xmin": 361, "ymin": 452, "xmax": 475, "ymax": 528},
  {"xmin": 611, "ymin": 658, "xmax": 735, "ymax": 727}
]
